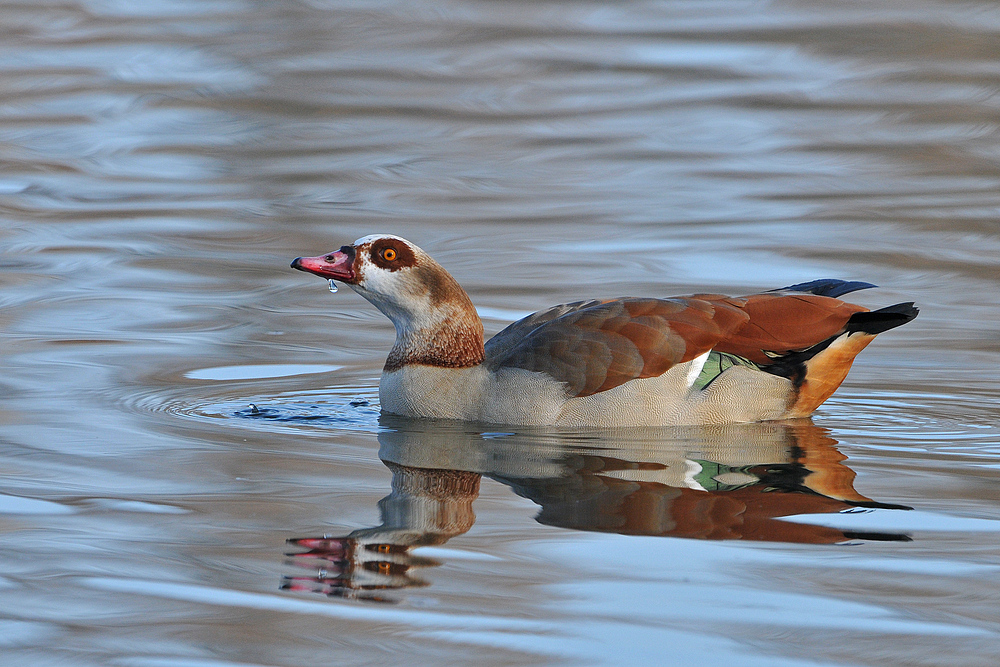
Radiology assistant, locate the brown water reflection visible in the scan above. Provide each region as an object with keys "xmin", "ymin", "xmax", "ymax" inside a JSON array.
[{"xmin": 285, "ymin": 419, "xmax": 910, "ymax": 600}]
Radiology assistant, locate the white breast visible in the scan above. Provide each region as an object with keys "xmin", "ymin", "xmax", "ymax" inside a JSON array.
[{"xmin": 379, "ymin": 364, "xmax": 567, "ymax": 425}]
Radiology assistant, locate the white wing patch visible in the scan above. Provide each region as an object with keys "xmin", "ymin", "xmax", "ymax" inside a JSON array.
[
  {"xmin": 685, "ymin": 350, "xmax": 711, "ymax": 388},
  {"xmin": 683, "ymin": 459, "xmax": 707, "ymax": 491}
]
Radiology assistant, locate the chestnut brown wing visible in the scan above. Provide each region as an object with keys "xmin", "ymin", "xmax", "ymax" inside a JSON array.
[
  {"xmin": 482, "ymin": 299, "xmax": 607, "ymax": 363},
  {"xmin": 707, "ymin": 292, "xmax": 868, "ymax": 365},
  {"xmin": 485, "ymin": 297, "xmax": 749, "ymax": 398}
]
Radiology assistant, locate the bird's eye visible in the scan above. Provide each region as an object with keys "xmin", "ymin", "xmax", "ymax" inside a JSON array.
[{"xmin": 382, "ymin": 248, "xmax": 397, "ymax": 261}]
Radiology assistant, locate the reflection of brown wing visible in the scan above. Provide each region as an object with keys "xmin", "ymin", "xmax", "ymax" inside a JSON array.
[
  {"xmin": 527, "ymin": 476, "xmax": 897, "ymax": 544},
  {"xmin": 629, "ymin": 484, "xmax": 861, "ymax": 544},
  {"xmin": 707, "ymin": 292, "xmax": 868, "ymax": 365},
  {"xmin": 518, "ymin": 474, "xmax": 861, "ymax": 544},
  {"xmin": 486, "ymin": 297, "xmax": 749, "ymax": 397}
]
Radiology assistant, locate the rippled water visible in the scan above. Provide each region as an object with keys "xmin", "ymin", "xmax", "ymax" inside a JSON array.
[{"xmin": 2, "ymin": 1, "xmax": 1000, "ymax": 665}]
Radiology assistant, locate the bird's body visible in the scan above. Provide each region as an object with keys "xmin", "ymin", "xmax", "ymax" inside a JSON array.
[
  {"xmin": 377, "ymin": 352, "xmax": 791, "ymax": 427},
  {"xmin": 292, "ymin": 235, "xmax": 917, "ymax": 427}
]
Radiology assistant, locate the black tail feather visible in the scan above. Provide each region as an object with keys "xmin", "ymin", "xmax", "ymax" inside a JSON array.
[
  {"xmin": 778, "ymin": 279, "xmax": 878, "ymax": 298},
  {"xmin": 846, "ymin": 302, "xmax": 918, "ymax": 335},
  {"xmin": 845, "ymin": 499, "xmax": 914, "ymax": 511},
  {"xmin": 841, "ymin": 530, "xmax": 913, "ymax": 543}
]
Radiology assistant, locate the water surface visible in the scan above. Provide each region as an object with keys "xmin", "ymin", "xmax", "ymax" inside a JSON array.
[{"xmin": 2, "ymin": 1, "xmax": 1000, "ymax": 665}]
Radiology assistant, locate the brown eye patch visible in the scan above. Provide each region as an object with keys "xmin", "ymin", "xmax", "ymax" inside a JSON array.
[{"xmin": 370, "ymin": 238, "xmax": 416, "ymax": 271}]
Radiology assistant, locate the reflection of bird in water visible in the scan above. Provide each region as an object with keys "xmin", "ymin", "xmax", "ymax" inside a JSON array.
[
  {"xmin": 284, "ymin": 419, "xmax": 910, "ymax": 601},
  {"xmin": 292, "ymin": 234, "xmax": 917, "ymax": 426},
  {"xmin": 284, "ymin": 465, "xmax": 480, "ymax": 602}
]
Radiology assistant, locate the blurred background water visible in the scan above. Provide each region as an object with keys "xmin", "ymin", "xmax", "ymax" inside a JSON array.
[{"xmin": 2, "ymin": 0, "xmax": 1000, "ymax": 665}]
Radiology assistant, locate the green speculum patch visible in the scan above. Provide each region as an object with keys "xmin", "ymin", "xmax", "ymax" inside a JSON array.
[{"xmin": 692, "ymin": 351, "xmax": 761, "ymax": 391}]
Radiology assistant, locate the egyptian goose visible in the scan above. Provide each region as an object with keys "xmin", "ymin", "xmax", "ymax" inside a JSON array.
[{"xmin": 291, "ymin": 234, "xmax": 917, "ymax": 427}]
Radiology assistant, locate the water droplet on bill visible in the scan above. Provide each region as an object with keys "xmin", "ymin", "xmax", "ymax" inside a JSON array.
[{"xmin": 328, "ymin": 279, "xmax": 338, "ymax": 293}]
